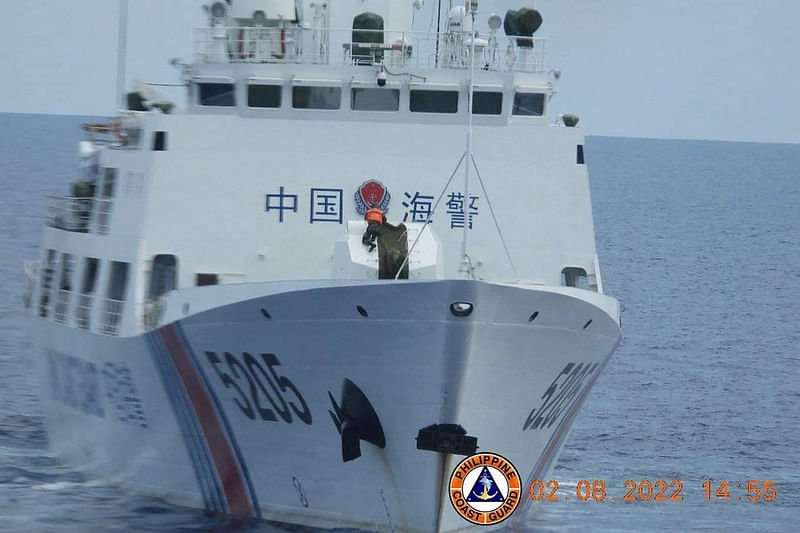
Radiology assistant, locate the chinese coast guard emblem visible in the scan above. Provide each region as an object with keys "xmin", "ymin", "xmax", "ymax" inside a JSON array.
[
  {"xmin": 449, "ymin": 453, "xmax": 522, "ymax": 526},
  {"xmin": 354, "ymin": 180, "xmax": 391, "ymax": 215}
]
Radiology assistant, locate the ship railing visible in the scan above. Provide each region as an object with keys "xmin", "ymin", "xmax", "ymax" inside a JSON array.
[
  {"xmin": 141, "ymin": 298, "xmax": 166, "ymax": 331},
  {"xmin": 47, "ymin": 196, "xmax": 93, "ymax": 233},
  {"xmin": 53, "ymin": 290, "xmax": 71, "ymax": 324},
  {"xmin": 99, "ymin": 299, "xmax": 124, "ymax": 336},
  {"xmin": 93, "ymin": 199, "xmax": 113, "ymax": 235},
  {"xmin": 193, "ymin": 27, "xmax": 547, "ymax": 73},
  {"xmin": 76, "ymin": 293, "xmax": 93, "ymax": 329}
]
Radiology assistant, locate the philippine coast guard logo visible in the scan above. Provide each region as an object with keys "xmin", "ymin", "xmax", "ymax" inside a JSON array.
[
  {"xmin": 449, "ymin": 453, "xmax": 522, "ymax": 526},
  {"xmin": 354, "ymin": 180, "xmax": 391, "ymax": 215}
]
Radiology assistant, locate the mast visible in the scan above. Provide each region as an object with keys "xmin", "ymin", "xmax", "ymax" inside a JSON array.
[
  {"xmin": 116, "ymin": 0, "xmax": 129, "ymax": 110},
  {"xmin": 460, "ymin": 0, "xmax": 478, "ymax": 277}
]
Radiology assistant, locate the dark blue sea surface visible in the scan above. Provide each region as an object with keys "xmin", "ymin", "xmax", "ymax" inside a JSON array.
[{"xmin": 0, "ymin": 113, "xmax": 798, "ymax": 531}]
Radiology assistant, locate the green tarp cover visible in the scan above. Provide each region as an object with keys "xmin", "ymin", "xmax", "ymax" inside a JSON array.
[
  {"xmin": 377, "ymin": 222, "xmax": 409, "ymax": 280},
  {"xmin": 503, "ymin": 8, "xmax": 543, "ymax": 48}
]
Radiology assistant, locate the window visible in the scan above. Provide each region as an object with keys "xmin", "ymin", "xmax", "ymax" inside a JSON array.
[
  {"xmin": 148, "ymin": 255, "xmax": 178, "ymax": 299},
  {"xmin": 76, "ymin": 257, "xmax": 98, "ymax": 329},
  {"xmin": 54, "ymin": 253, "xmax": 75, "ymax": 323},
  {"xmin": 101, "ymin": 168, "xmax": 117, "ymax": 198},
  {"xmin": 196, "ymin": 273, "xmax": 219, "ymax": 286},
  {"xmin": 561, "ymin": 267, "xmax": 589, "ymax": 289},
  {"xmin": 351, "ymin": 88, "xmax": 400, "ymax": 111},
  {"xmin": 410, "ymin": 90, "xmax": 459, "ymax": 114},
  {"xmin": 199, "ymin": 83, "xmax": 236, "ymax": 107},
  {"xmin": 38, "ymin": 250, "xmax": 57, "ymax": 318},
  {"xmin": 152, "ymin": 131, "xmax": 167, "ymax": 151},
  {"xmin": 107, "ymin": 262, "xmax": 130, "ymax": 301},
  {"xmin": 81, "ymin": 258, "xmax": 99, "ymax": 295},
  {"xmin": 248, "ymin": 84, "xmax": 282, "ymax": 108},
  {"xmin": 101, "ymin": 262, "xmax": 129, "ymax": 336},
  {"xmin": 472, "ymin": 91, "xmax": 503, "ymax": 115},
  {"xmin": 513, "ymin": 92, "xmax": 545, "ymax": 116},
  {"xmin": 577, "ymin": 145, "xmax": 585, "ymax": 165},
  {"xmin": 58, "ymin": 254, "xmax": 74, "ymax": 292},
  {"xmin": 292, "ymin": 86, "xmax": 341, "ymax": 110}
]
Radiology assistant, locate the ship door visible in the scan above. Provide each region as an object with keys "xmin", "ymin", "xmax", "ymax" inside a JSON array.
[{"xmin": 148, "ymin": 254, "xmax": 177, "ymax": 299}]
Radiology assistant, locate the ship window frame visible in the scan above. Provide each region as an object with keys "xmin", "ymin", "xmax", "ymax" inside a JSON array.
[
  {"xmin": 81, "ymin": 257, "xmax": 99, "ymax": 295},
  {"xmin": 512, "ymin": 89, "xmax": 546, "ymax": 117},
  {"xmin": 292, "ymin": 80, "xmax": 343, "ymax": 111},
  {"xmin": 148, "ymin": 254, "xmax": 178, "ymax": 299},
  {"xmin": 561, "ymin": 267, "xmax": 589, "ymax": 289},
  {"xmin": 471, "ymin": 89, "xmax": 504, "ymax": 116},
  {"xmin": 38, "ymin": 249, "xmax": 58, "ymax": 318},
  {"xmin": 101, "ymin": 168, "xmax": 117, "ymax": 198},
  {"xmin": 350, "ymin": 86, "xmax": 401, "ymax": 112},
  {"xmin": 106, "ymin": 261, "xmax": 130, "ymax": 302},
  {"xmin": 409, "ymin": 85, "xmax": 460, "ymax": 114},
  {"xmin": 152, "ymin": 131, "xmax": 167, "ymax": 151},
  {"xmin": 247, "ymin": 78, "xmax": 283, "ymax": 109},
  {"xmin": 196, "ymin": 78, "xmax": 237, "ymax": 107},
  {"xmin": 196, "ymin": 273, "xmax": 219, "ymax": 287}
]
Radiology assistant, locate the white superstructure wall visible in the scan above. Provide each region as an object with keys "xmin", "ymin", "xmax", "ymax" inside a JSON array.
[{"xmin": 137, "ymin": 112, "xmax": 596, "ymax": 287}]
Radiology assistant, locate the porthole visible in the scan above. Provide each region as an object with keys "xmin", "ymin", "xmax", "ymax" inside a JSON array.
[
  {"xmin": 528, "ymin": 311, "xmax": 539, "ymax": 322},
  {"xmin": 357, "ymin": 305, "xmax": 369, "ymax": 318},
  {"xmin": 450, "ymin": 302, "xmax": 474, "ymax": 317},
  {"xmin": 261, "ymin": 308, "xmax": 272, "ymax": 319},
  {"xmin": 583, "ymin": 319, "xmax": 593, "ymax": 330}
]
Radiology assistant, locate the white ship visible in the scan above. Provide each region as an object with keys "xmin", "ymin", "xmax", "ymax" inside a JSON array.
[{"xmin": 24, "ymin": 1, "xmax": 621, "ymax": 531}]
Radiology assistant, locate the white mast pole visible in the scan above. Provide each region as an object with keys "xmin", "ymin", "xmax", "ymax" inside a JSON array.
[
  {"xmin": 116, "ymin": 0, "xmax": 129, "ymax": 110},
  {"xmin": 460, "ymin": 1, "xmax": 477, "ymax": 277}
]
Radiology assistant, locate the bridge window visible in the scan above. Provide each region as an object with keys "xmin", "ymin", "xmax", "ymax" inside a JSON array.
[
  {"xmin": 248, "ymin": 84, "xmax": 282, "ymax": 108},
  {"xmin": 199, "ymin": 83, "xmax": 236, "ymax": 107},
  {"xmin": 561, "ymin": 267, "xmax": 589, "ymax": 289},
  {"xmin": 292, "ymin": 86, "xmax": 341, "ymax": 110},
  {"xmin": 472, "ymin": 91, "xmax": 503, "ymax": 115},
  {"xmin": 351, "ymin": 88, "xmax": 400, "ymax": 111},
  {"xmin": 410, "ymin": 90, "xmax": 459, "ymax": 114},
  {"xmin": 513, "ymin": 92, "xmax": 545, "ymax": 116}
]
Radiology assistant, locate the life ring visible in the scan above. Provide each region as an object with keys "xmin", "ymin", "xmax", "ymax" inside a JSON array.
[
  {"xmin": 272, "ymin": 28, "xmax": 287, "ymax": 59},
  {"xmin": 237, "ymin": 29, "xmax": 253, "ymax": 59}
]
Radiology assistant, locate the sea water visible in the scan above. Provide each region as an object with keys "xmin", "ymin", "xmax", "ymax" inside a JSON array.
[{"xmin": 0, "ymin": 114, "xmax": 797, "ymax": 532}]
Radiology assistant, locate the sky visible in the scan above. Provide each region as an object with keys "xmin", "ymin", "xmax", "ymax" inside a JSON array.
[{"xmin": 1, "ymin": 0, "xmax": 799, "ymax": 143}]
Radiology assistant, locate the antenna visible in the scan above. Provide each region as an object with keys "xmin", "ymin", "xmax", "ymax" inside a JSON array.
[{"xmin": 116, "ymin": 0, "xmax": 129, "ymax": 110}]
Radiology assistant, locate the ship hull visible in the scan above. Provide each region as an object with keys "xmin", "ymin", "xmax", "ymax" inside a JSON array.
[{"xmin": 34, "ymin": 280, "xmax": 620, "ymax": 532}]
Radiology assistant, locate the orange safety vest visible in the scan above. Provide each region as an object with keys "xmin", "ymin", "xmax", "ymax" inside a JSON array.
[{"xmin": 365, "ymin": 208, "xmax": 384, "ymax": 224}]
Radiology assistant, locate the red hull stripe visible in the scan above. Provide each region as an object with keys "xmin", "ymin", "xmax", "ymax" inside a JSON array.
[{"xmin": 159, "ymin": 325, "xmax": 255, "ymax": 518}]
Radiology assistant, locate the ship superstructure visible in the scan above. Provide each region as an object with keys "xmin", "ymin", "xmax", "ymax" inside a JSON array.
[{"xmin": 25, "ymin": 1, "xmax": 621, "ymax": 531}]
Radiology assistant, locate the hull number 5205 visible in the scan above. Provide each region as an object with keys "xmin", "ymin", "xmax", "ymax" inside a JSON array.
[{"xmin": 205, "ymin": 351, "xmax": 312, "ymax": 425}]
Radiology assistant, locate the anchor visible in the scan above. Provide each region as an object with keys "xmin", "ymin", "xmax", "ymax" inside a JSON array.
[{"xmin": 328, "ymin": 379, "xmax": 385, "ymax": 462}]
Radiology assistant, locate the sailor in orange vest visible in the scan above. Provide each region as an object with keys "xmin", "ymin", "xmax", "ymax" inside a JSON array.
[{"xmin": 362, "ymin": 203, "xmax": 385, "ymax": 252}]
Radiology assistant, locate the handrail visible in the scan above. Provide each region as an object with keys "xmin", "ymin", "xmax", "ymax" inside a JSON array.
[
  {"xmin": 47, "ymin": 196, "xmax": 93, "ymax": 233},
  {"xmin": 193, "ymin": 27, "xmax": 547, "ymax": 73},
  {"xmin": 100, "ymin": 298, "xmax": 125, "ymax": 336}
]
